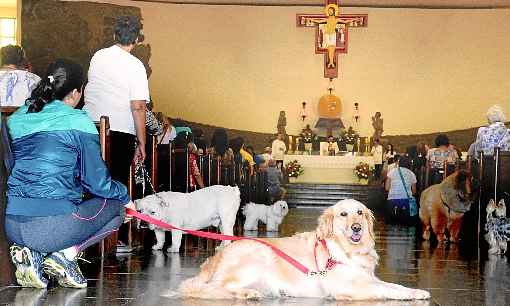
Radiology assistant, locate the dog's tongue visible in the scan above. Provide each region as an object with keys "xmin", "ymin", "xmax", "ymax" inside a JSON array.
[{"xmin": 351, "ymin": 233, "xmax": 362, "ymax": 242}]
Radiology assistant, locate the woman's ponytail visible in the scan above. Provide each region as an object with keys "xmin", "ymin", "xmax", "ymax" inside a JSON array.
[
  {"xmin": 26, "ymin": 76, "xmax": 57, "ymax": 113},
  {"xmin": 25, "ymin": 59, "xmax": 84, "ymax": 113}
]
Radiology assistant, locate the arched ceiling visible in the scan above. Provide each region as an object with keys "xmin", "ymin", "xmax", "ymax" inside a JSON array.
[{"xmin": 132, "ymin": 0, "xmax": 510, "ymax": 9}]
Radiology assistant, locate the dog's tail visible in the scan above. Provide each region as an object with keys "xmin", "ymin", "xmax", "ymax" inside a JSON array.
[{"xmin": 178, "ymin": 253, "xmax": 233, "ymax": 299}]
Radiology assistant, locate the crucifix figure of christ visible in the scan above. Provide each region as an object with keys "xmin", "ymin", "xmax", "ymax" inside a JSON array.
[{"xmin": 297, "ymin": 0, "xmax": 367, "ymax": 79}]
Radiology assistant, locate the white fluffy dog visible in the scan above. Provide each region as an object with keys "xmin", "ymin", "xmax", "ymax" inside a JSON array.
[
  {"xmin": 242, "ymin": 201, "xmax": 289, "ymax": 231},
  {"xmin": 135, "ymin": 185, "xmax": 240, "ymax": 252},
  {"xmin": 485, "ymin": 199, "xmax": 510, "ymax": 255}
]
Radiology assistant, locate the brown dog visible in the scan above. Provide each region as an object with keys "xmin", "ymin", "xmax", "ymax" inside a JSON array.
[{"xmin": 420, "ymin": 170, "xmax": 473, "ymax": 243}]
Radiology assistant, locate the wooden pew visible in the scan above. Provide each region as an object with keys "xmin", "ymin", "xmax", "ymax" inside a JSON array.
[
  {"xmin": 0, "ymin": 106, "xmax": 17, "ymax": 286},
  {"xmin": 86, "ymin": 116, "xmax": 118, "ymax": 258},
  {"xmin": 474, "ymin": 148, "xmax": 510, "ymax": 243},
  {"xmin": 172, "ymin": 148, "xmax": 190, "ymax": 192},
  {"xmin": 128, "ymin": 135, "xmax": 159, "ymax": 250}
]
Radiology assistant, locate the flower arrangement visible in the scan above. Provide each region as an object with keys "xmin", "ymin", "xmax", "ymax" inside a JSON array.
[
  {"xmin": 354, "ymin": 162, "xmax": 373, "ymax": 180},
  {"xmin": 300, "ymin": 126, "xmax": 314, "ymax": 143},
  {"xmin": 285, "ymin": 160, "xmax": 304, "ymax": 178},
  {"xmin": 344, "ymin": 127, "xmax": 359, "ymax": 145}
]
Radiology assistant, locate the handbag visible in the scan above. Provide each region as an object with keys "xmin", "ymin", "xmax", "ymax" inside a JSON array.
[{"xmin": 398, "ymin": 167, "xmax": 418, "ymax": 216}]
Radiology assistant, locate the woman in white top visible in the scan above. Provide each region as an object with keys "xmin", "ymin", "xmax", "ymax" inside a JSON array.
[
  {"xmin": 0, "ymin": 45, "xmax": 40, "ymax": 107},
  {"xmin": 385, "ymin": 156, "xmax": 417, "ymax": 223}
]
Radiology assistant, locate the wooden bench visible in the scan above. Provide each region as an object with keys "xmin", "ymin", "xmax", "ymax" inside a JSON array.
[
  {"xmin": 86, "ymin": 116, "xmax": 119, "ymax": 258},
  {"xmin": 125, "ymin": 135, "xmax": 159, "ymax": 250}
]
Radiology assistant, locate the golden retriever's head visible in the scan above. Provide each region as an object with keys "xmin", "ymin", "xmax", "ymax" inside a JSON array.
[{"xmin": 316, "ymin": 199, "xmax": 375, "ymax": 248}]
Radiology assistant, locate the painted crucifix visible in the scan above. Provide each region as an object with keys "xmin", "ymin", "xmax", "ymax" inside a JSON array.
[{"xmin": 297, "ymin": 0, "xmax": 367, "ymax": 79}]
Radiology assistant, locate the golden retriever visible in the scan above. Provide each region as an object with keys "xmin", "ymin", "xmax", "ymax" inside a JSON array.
[
  {"xmin": 179, "ymin": 199, "xmax": 430, "ymax": 301},
  {"xmin": 420, "ymin": 170, "xmax": 473, "ymax": 243}
]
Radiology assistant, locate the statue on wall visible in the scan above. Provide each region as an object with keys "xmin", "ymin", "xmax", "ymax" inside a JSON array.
[
  {"xmin": 277, "ymin": 111, "xmax": 287, "ymax": 135},
  {"xmin": 371, "ymin": 112, "xmax": 383, "ymax": 141}
]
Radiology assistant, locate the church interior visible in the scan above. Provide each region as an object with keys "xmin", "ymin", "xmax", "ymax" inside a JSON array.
[{"xmin": 1, "ymin": 0, "xmax": 510, "ymax": 305}]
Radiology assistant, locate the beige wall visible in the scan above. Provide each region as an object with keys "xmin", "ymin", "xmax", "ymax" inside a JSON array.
[
  {"xmin": 76, "ymin": 1, "xmax": 510, "ymax": 137},
  {"xmin": 0, "ymin": 6, "xmax": 16, "ymax": 17}
]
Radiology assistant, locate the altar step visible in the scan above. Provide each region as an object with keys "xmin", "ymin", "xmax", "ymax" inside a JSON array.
[{"xmin": 284, "ymin": 183, "xmax": 384, "ymax": 208}]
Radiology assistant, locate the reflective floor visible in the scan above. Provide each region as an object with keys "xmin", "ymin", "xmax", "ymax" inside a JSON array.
[{"xmin": 1, "ymin": 207, "xmax": 509, "ymax": 306}]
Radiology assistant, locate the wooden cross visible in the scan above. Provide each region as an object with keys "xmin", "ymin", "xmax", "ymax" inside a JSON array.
[{"xmin": 297, "ymin": 0, "xmax": 368, "ymax": 79}]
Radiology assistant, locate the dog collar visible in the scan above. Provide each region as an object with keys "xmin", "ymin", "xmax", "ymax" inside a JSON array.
[{"xmin": 155, "ymin": 193, "xmax": 166, "ymax": 206}]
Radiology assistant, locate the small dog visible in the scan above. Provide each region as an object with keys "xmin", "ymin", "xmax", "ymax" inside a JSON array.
[
  {"xmin": 135, "ymin": 185, "xmax": 240, "ymax": 252},
  {"xmin": 242, "ymin": 201, "xmax": 289, "ymax": 231},
  {"xmin": 485, "ymin": 199, "xmax": 510, "ymax": 255}
]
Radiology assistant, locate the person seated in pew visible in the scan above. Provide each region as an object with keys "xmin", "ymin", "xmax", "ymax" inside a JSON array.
[
  {"xmin": 237, "ymin": 139, "xmax": 255, "ymax": 176},
  {"xmin": 474, "ymin": 104, "xmax": 510, "ymax": 158},
  {"xmin": 262, "ymin": 146, "xmax": 272, "ymax": 163},
  {"xmin": 188, "ymin": 142, "xmax": 205, "ymax": 190},
  {"xmin": 0, "ymin": 45, "xmax": 41, "ymax": 107},
  {"xmin": 426, "ymin": 134, "xmax": 458, "ymax": 185},
  {"xmin": 173, "ymin": 130, "xmax": 205, "ymax": 190},
  {"xmin": 266, "ymin": 159, "xmax": 286, "ymax": 202},
  {"xmin": 406, "ymin": 142, "xmax": 428, "ymax": 173},
  {"xmin": 208, "ymin": 128, "xmax": 234, "ymax": 167},
  {"xmin": 193, "ymin": 128, "xmax": 208, "ymax": 153},
  {"xmin": 156, "ymin": 113, "xmax": 176, "ymax": 145},
  {"xmin": 4, "ymin": 59, "xmax": 134, "ymax": 289}
]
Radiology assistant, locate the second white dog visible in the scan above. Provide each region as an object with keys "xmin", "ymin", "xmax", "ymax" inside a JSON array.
[
  {"xmin": 485, "ymin": 199, "xmax": 510, "ymax": 255},
  {"xmin": 135, "ymin": 185, "xmax": 240, "ymax": 252},
  {"xmin": 242, "ymin": 201, "xmax": 289, "ymax": 231}
]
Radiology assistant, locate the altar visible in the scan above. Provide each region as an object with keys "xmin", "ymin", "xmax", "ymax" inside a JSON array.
[{"xmin": 284, "ymin": 154, "xmax": 374, "ymax": 184}]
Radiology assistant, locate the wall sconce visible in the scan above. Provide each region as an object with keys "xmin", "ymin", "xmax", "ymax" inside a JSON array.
[
  {"xmin": 354, "ymin": 102, "xmax": 360, "ymax": 123},
  {"xmin": 300, "ymin": 101, "xmax": 308, "ymax": 121}
]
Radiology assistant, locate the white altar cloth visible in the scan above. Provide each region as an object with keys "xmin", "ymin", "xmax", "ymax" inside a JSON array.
[{"xmin": 284, "ymin": 154, "xmax": 375, "ymax": 184}]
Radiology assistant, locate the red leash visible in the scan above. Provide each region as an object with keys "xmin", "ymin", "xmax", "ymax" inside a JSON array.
[{"xmin": 126, "ymin": 208, "xmax": 314, "ymax": 275}]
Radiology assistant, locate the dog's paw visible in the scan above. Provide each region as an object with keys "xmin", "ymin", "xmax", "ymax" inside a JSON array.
[
  {"xmin": 390, "ymin": 288, "xmax": 429, "ymax": 300},
  {"xmin": 152, "ymin": 244, "xmax": 164, "ymax": 250},
  {"xmin": 449, "ymin": 237, "xmax": 459, "ymax": 243},
  {"xmin": 437, "ymin": 234, "xmax": 447, "ymax": 243},
  {"xmin": 167, "ymin": 246, "xmax": 180, "ymax": 253},
  {"xmin": 422, "ymin": 230, "xmax": 430, "ymax": 241},
  {"xmin": 233, "ymin": 289, "xmax": 262, "ymax": 300},
  {"xmin": 488, "ymin": 247, "xmax": 500, "ymax": 255},
  {"xmin": 411, "ymin": 289, "xmax": 430, "ymax": 300}
]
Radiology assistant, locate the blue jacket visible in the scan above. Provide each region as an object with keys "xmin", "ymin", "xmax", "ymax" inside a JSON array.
[{"xmin": 7, "ymin": 100, "xmax": 129, "ymax": 216}]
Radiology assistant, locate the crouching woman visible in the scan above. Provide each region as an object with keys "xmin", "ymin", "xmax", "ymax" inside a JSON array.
[{"xmin": 5, "ymin": 59, "xmax": 134, "ymax": 289}]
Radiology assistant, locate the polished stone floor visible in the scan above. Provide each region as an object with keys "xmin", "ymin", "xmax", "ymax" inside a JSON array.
[{"xmin": 1, "ymin": 207, "xmax": 509, "ymax": 306}]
